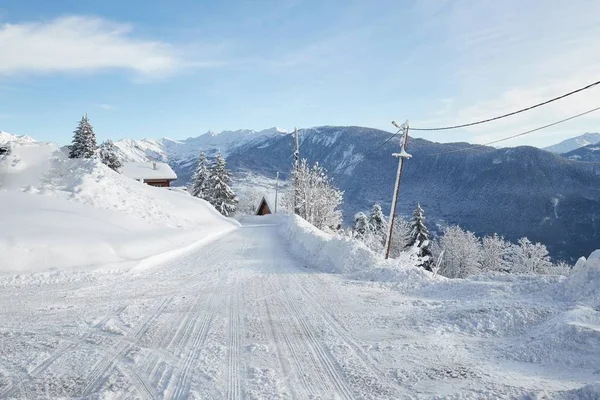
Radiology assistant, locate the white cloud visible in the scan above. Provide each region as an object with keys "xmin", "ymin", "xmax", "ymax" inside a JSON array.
[
  {"xmin": 412, "ymin": 0, "xmax": 600, "ymax": 147},
  {"xmin": 99, "ymin": 104, "xmax": 114, "ymax": 111},
  {"xmin": 0, "ymin": 16, "xmax": 189, "ymax": 76}
]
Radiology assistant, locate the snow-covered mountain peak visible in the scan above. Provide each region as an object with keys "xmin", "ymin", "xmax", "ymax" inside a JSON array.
[
  {"xmin": 113, "ymin": 126, "xmax": 286, "ymax": 163},
  {"xmin": 544, "ymin": 132, "xmax": 600, "ymax": 154},
  {"xmin": 0, "ymin": 131, "xmax": 36, "ymax": 144}
]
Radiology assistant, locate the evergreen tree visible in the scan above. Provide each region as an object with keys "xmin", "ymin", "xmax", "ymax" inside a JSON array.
[
  {"xmin": 407, "ymin": 203, "xmax": 433, "ymax": 269},
  {"xmin": 99, "ymin": 140, "xmax": 122, "ymax": 171},
  {"xmin": 207, "ymin": 152, "xmax": 237, "ymax": 216},
  {"xmin": 368, "ymin": 203, "xmax": 387, "ymax": 236},
  {"xmin": 190, "ymin": 151, "xmax": 210, "ymax": 199},
  {"xmin": 69, "ymin": 114, "xmax": 97, "ymax": 158},
  {"xmin": 353, "ymin": 212, "xmax": 369, "ymax": 239}
]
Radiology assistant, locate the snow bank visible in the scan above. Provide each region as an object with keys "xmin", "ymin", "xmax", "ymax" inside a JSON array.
[
  {"xmin": 0, "ymin": 141, "xmax": 239, "ymax": 273},
  {"xmin": 564, "ymin": 250, "xmax": 600, "ymax": 308},
  {"xmin": 278, "ymin": 214, "xmax": 433, "ymax": 287}
]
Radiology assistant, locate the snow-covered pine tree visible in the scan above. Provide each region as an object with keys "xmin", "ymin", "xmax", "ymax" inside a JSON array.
[
  {"xmin": 190, "ymin": 151, "xmax": 210, "ymax": 199},
  {"xmin": 207, "ymin": 152, "xmax": 237, "ymax": 216},
  {"xmin": 99, "ymin": 140, "xmax": 122, "ymax": 171},
  {"xmin": 353, "ymin": 212, "xmax": 369, "ymax": 239},
  {"xmin": 368, "ymin": 203, "xmax": 387, "ymax": 237},
  {"xmin": 407, "ymin": 203, "xmax": 429, "ymax": 247},
  {"xmin": 407, "ymin": 202, "xmax": 433, "ymax": 269},
  {"xmin": 69, "ymin": 114, "xmax": 97, "ymax": 158}
]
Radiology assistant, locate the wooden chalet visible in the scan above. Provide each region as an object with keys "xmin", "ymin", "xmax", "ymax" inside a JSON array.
[{"xmin": 121, "ymin": 161, "xmax": 177, "ymax": 187}]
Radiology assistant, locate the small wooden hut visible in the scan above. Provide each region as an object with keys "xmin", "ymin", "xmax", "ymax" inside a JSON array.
[{"xmin": 256, "ymin": 197, "xmax": 272, "ymax": 216}]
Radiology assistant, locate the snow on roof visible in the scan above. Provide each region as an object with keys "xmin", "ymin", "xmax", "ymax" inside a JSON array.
[{"xmin": 120, "ymin": 162, "xmax": 177, "ymax": 181}]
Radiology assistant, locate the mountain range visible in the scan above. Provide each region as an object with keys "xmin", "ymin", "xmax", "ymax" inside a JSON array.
[
  {"xmin": 543, "ymin": 132, "xmax": 600, "ymax": 154},
  {"xmin": 112, "ymin": 126, "xmax": 600, "ymax": 262}
]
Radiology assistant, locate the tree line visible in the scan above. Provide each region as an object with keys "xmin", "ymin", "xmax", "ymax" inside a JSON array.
[{"xmin": 350, "ymin": 202, "xmax": 570, "ymax": 277}]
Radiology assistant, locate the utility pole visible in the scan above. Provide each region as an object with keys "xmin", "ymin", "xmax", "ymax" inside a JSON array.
[
  {"xmin": 293, "ymin": 127, "xmax": 300, "ymax": 215},
  {"xmin": 384, "ymin": 120, "xmax": 412, "ymax": 259},
  {"xmin": 274, "ymin": 171, "xmax": 279, "ymax": 213}
]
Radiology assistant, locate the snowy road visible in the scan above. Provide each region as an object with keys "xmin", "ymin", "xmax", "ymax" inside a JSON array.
[
  {"xmin": 0, "ymin": 220, "xmax": 406, "ymax": 399},
  {"xmin": 1, "ymin": 219, "xmax": 597, "ymax": 399}
]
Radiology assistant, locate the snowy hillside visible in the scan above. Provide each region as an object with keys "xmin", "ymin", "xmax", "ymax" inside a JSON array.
[
  {"xmin": 544, "ymin": 132, "xmax": 600, "ymax": 153},
  {"xmin": 0, "ymin": 140, "xmax": 238, "ymax": 273}
]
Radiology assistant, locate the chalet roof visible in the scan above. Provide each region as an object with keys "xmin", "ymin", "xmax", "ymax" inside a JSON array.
[{"xmin": 121, "ymin": 162, "xmax": 177, "ymax": 181}]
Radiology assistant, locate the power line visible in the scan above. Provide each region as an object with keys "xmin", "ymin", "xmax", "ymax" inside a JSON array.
[
  {"xmin": 423, "ymin": 106, "xmax": 600, "ymax": 157},
  {"xmin": 411, "ymin": 79, "xmax": 600, "ymax": 131}
]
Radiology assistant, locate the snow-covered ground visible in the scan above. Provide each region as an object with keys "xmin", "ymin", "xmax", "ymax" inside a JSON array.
[
  {"xmin": 0, "ymin": 215, "xmax": 598, "ymax": 398},
  {"xmin": 0, "ymin": 140, "xmax": 238, "ymax": 273},
  {"xmin": 1, "ymin": 138, "xmax": 599, "ymax": 399}
]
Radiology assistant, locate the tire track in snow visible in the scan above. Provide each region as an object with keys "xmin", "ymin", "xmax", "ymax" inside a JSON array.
[
  {"xmin": 260, "ymin": 279, "xmax": 315, "ymax": 399},
  {"xmin": 226, "ymin": 279, "xmax": 243, "ymax": 400},
  {"xmin": 266, "ymin": 277, "xmax": 353, "ymax": 399},
  {"xmin": 0, "ymin": 313, "xmax": 117, "ymax": 399},
  {"xmin": 81, "ymin": 297, "xmax": 172, "ymax": 398},
  {"xmin": 167, "ymin": 274, "xmax": 225, "ymax": 399},
  {"xmin": 280, "ymin": 277, "xmax": 355, "ymax": 400},
  {"xmin": 288, "ymin": 272, "xmax": 405, "ymax": 398}
]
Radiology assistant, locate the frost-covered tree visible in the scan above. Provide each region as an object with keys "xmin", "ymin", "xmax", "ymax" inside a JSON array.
[
  {"xmin": 287, "ymin": 159, "xmax": 343, "ymax": 230},
  {"xmin": 69, "ymin": 114, "xmax": 97, "ymax": 159},
  {"xmin": 353, "ymin": 212, "xmax": 369, "ymax": 239},
  {"xmin": 190, "ymin": 151, "xmax": 210, "ymax": 199},
  {"xmin": 510, "ymin": 237, "xmax": 553, "ymax": 274},
  {"xmin": 407, "ymin": 203, "xmax": 433, "ymax": 268},
  {"xmin": 438, "ymin": 225, "xmax": 482, "ymax": 278},
  {"xmin": 207, "ymin": 152, "xmax": 237, "ymax": 216},
  {"xmin": 368, "ymin": 203, "xmax": 387, "ymax": 237},
  {"xmin": 98, "ymin": 140, "xmax": 122, "ymax": 171},
  {"xmin": 407, "ymin": 203, "xmax": 430, "ymax": 247},
  {"xmin": 481, "ymin": 234, "xmax": 512, "ymax": 273},
  {"xmin": 389, "ymin": 216, "xmax": 412, "ymax": 258}
]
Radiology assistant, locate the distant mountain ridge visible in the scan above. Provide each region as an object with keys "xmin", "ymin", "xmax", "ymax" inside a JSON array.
[
  {"xmin": 562, "ymin": 142, "xmax": 600, "ymax": 162},
  {"xmin": 0, "ymin": 131, "xmax": 36, "ymax": 144},
  {"xmin": 112, "ymin": 126, "xmax": 600, "ymax": 261},
  {"xmin": 544, "ymin": 132, "xmax": 600, "ymax": 154}
]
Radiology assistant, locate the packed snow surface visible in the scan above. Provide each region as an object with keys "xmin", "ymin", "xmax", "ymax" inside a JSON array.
[{"xmin": 0, "ymin": 213, "xmax": 598, "ymax": 398}]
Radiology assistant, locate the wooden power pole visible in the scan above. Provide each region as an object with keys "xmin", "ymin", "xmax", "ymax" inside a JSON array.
[{"xmin": 384, "ymin": 121, "xmax": 412, "ymax": 259}]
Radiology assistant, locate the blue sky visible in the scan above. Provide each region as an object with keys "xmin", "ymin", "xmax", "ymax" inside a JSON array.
[{"xmin": 1, "ymin": 0, "xmax": 599, "ymax": 146}]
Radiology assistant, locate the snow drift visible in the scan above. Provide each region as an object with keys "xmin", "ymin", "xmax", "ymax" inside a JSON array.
[
  {"xmin": 564, "ymin": 250, "xmax": 600, "ymax": 308},
  {"xmin": 0, "ymin": 140, "xmax": 239, "ymax": 273},
  {"xmin": 278, "ymin": 214, "xmax": 433, "ymax": 287}
]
